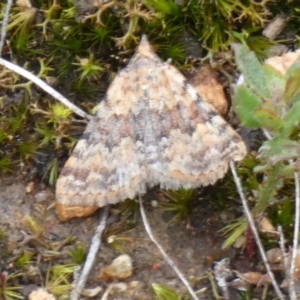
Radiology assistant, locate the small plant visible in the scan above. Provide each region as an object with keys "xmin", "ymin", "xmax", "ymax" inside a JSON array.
[
  {"xmin": 45, "ymin": 264, "xmax": 76, "ymax": 299},
  {"xmin": 119, "ymin": 198, "xmax": 140, "ymax": 224},
  {"xmin": 15, "ymin": 251, "xmax": 33, "ymax": 269},
  {"xmin": 162, "ymin": 188, "xmax": 198, "ymax": 225},
  {"xmin": 229, "ymin": 44, "xmax": 300, "ymax": 251},
  {"xmin": 32, "ymin": 102, "xmax": 74, "ymax": 149},
  {"xmin": 67, "ymin": 243, "xmax": 87, "ymax": 265},
  {"xmin": 233, "ymin": 44, "xmax": 300, "ymax": 215},
  {"xmin": 73, "ymin": 53, "xmax": 104, "ymax": 82},
  {"xmin": 221, "ymin": 218, "xmax": 248, "ymax": 249},
  {"xmin": 23, "ymin": 216, "xmax": 44, "ymax": 236},
  {"xmin": 268, "ymin": 197, "xmax": 294, "ymax": 238},
  {"xmin": 152, "ymin": 283, "xmax": 183, "ymax": 300},
  {"xmin": 42, "ymin": 157, "xmax": 59, "ymax": 186},
  {"xmin": 0, "ymin": 272, "xmax": 23, "ymax": 300}
]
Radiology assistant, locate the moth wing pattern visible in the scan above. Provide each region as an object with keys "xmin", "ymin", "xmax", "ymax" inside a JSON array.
[{"xmin": 56, "ymin": 36, "xmax": 246, "ymax": 207}]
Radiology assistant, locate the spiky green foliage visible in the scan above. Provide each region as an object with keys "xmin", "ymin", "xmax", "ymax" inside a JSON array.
[
  {"xmin": 67, "ymin": 243, "xmax": 87, "ymax": 265},
  {"xmin": 162, "ymin": 188, "xmax": 198, "ymax": 225},
  {"xmin": 0, "ymin": 272, "xmax": 23, "ymax": 300},
  {"xmin": 15, "ymin": 252, "xmax": 33, "ymax": 269},
  {"xmin": 46, "ymin": 264, "xmax": 76, "ymax": 299}
]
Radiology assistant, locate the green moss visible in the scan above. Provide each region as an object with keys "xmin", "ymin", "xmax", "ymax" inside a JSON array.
[{"xmin": 1, "ymin": 0, "xmax": 295, "ymax": 178}]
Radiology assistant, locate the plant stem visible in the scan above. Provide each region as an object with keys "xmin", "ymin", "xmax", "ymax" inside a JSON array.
[
  {"xmin": 0, "ymin": 0, "xmax": 13, "ymax": 56},
  {"xmin": 230, "ymin": 161, "xmax": 285, "ymax": 300},
  {"xmin": 289, "ymin": 170, "xmax": 300, "ymax": 300},
  {"xmin": 0, "ymin": 58, "xmax": 91, "ymax": 120},
  {"xmin": 138, "ymin": 194, "xmax": 200, "ymax": 300},
  {"xmin": 69, "ymin": 206, "xmax": 110, "ymax": 300}
]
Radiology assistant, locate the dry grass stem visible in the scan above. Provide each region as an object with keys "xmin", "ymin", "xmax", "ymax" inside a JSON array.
[
  {"xmin": 138, "ymin": 194, "xmax": 200, "ymax": 300},
  {"xmin": 0, "ymin": 58, "xmax": 91, "ymax": 120},
  {"xmin": 69, "ymin": 206, "xmax": 110, "ymax": 300},
  {"xmin": 230, "ymin": 160, "xmax": 285, "ymax": 300}
]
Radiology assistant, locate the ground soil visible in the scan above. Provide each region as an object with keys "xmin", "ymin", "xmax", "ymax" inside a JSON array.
[{"xmin": 0, "ymin": 174, "xmax": 245, "ymax": 299}]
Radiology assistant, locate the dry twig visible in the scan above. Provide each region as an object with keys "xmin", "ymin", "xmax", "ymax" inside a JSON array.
[
  {"xmin": 69, "ymin": 206, "xmax": 110, "ymax": 300},
  {"xmin": 289, "ymin": 170, "xmax": 300, "ymax": 300},
  {"xmin": 230, "ymin": 161, "xmax": 285, "ymax": 300},
  {"xmin": 0, "ymin": 58, "xmax": 91, "ymax": 120},
  {"xmin": 138, "ymin": 194, "xmax": 200, "ymax": 300},
  {"xmin": 0, "ymin": 0, "xmax": 13, "ymax": 56}
]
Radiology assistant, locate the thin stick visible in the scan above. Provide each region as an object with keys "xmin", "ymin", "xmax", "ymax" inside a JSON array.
[
  {"xmin": 138, "ymin": 194, "xmax": 200, "ymax": 300},
  {"xmin": 0, "ymin": 58, "xmax": 91, "ymax": 120},
  {"xmin": 0, "ymin": 0, "xmax": 13, "ymax": 56},
  {"xmin": 229, "ymin": 161, "xmax": 285, "ymax": 300},
  {"xmin": 278, "ymin": 226, "xmax": 289, "ymax": 273},
  {"xmin": 69, "ymin": 206, "xmax": 110, "ymax": 300},
  {"xmin": 289, "ymin": 170, "xmax": 300, "ymax": 300},
  {"xmin": 278, "ymin": 224, "xmax": 293, "ymax": 298}
]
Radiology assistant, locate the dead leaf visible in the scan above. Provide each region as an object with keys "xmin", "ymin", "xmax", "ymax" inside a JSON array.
[
  {"xmin": 257, "ymin": 216, "xmax": 276, "ymax": 235},
  {"xmin": 266, "ymin": 248, "xmax": 283, "ymax": 265},
  {"xmin": 257, "ymin": 274, "xmax": 272, "ymax": 286},
  {"xmin": 188, "ymin": 65, "xmax": 229, "ymax": 116},
  {"xmin": 236, "ymin": 271, "xmax": 264, "ymax": 285}
]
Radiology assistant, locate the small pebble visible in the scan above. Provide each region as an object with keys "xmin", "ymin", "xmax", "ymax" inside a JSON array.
[
  {"xmin": 151, "ymin": 200, "xmax": 158, "ymax": 207},
  {"xmin": 28, "ymin": 288, "xmax": 56, "ymax": 300},
  {"xmin": 103, "ymin": 254, "xmax": 133, "ymax": 280},
  {"xmin": 25, "ymin": 182, "xmax": 35, "ymax": 193},
  {"xmin": 81, "ymin": 286, "xmax": 102, "ymax": 297},
  {"xmin": 34, "ymin": 189, "xmax": 52, "ymax": 203}
]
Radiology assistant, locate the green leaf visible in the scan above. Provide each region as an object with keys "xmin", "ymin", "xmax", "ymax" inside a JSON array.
[
  {"xmin": 256, "ymin": 163, "xmax": 294, "ymax": 180},
  {"xmin": 259, "ymin": 139, "xmax": 300, "ymax": 164},
  {"xmin": 275, "ymin": 165, "xmax": 295, "ymax": 179},
  {"xmin": 263, "ymin": 65, "xmax": 286, "ymax": 100},
  {"xmin": 281, "ymin": 101, "xmax": 300, "ymax": 137},
  {"xmin": 234, "ymin": 85, "xmax": 263, "ymax": 128},
  {"xmin": 221, "ymin": 219, "xmax": 248, "ymax": 249},
  {"xmin": 254, "ymin": 163, "xmax": 283, "ymax": 215},
  {"xmin": 254, "ymin": 105, "xmax": 283, "ymax": 132},
  {"xmin": 284, "ymin": 67, "xmax": 300, "ymax": 104},
  {"xmin": 152, "ymin": 283, "xmax": 181, "ymax": 300},
  {"xmin": 285, "ymin": 59, "xmax": 300, "ymax": 78},
  {"xmin": 253, "ymin": 164, "xmax": 271, "ymax": 173},
  {"xmin": 276, "ymin": 198, "xmax": 294, "ymax": 229},
  {"xmin": 233, "ymin": 44, "xmax": 271, "ymax": 99}
]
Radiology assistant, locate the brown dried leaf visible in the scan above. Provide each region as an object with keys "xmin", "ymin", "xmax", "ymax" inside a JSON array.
[
  {"xmin": 257, "ymin": 216, "xmax": 276, "ymax": 234},
  {"xmin": 188, "ymin": 65, "xmax": 229, "ymax": 116},
  {"xmin": 236, "ymin": 271, "xmax": 264, "ymax": 285},
  {"xmin": 257, "ymin": 274, "xmax": 272, "ymax": 287},
  {"xmin": 266, "ymin": 248, "xmax": 283, "ymax": 265}
]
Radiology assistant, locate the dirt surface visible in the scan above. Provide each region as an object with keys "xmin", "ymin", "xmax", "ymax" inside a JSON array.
[{"xmin": 0, "ymin": 175, "xmax": 244, "ymax": 299}]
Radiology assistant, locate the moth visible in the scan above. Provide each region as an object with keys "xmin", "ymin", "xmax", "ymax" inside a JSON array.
[{"xmin": 56, "ymin": 36, "xmax": 246, "ymax": 209}]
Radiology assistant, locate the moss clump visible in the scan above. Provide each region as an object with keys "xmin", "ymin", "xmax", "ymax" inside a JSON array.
[{"xmin": 0, "ymin": 0, "xmax": 295, "ymax": 180}]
